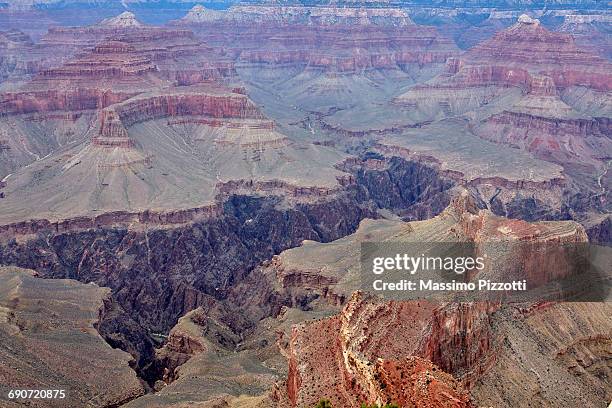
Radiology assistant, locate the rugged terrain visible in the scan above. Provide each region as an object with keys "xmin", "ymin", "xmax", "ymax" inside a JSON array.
[
  {"xmin": 172, "ymin": 9, "xmax": 612, "ymax": 240},
  {"xmin": 113, "ymin": 193, "xmax": 610, "ymax": 407},
  {"xmin": 0, "ymin": 3, "xmax": 609, "ymax": 408},
  {"xmin": 0, "ymin": 266, "xmax": 145, "ymax": 407}
]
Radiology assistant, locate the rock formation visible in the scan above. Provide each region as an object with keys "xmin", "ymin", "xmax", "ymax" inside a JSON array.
[
  {"xmin": 274, "ymin": 293, "xmax": 611, "ymax": 407},
  {"xmin": 177, "ymin": 4, "xmax": 415, "ymax": 27},
  {"xmin": 557, "ymin": 13, "xmax": 612, "ymax": 59},
  {"xmin": 0, "ymin": 6, "xmax": 609, "ymax": 408},
  {"xmin": 0, "ymin": 78, "xmax": 353, "ymax": 224},
  {"xmin": 190, "ymin": 22, "xmax": 457, "ymax": 75},
  {"xmin": 389, "ymin": 14, "xmax": 611, "ymax": 232},
  {"xmin": 396, "ymin": 14, "xmax": 612, "ymax": 105},
  {"xmin": 273, "ymin": 293, "xmax": 480, "ymax": 407},
  {"xmin": 100, "ymin": 11, "xmax": 144, "ymax": 28},
  {"xmin": 180, "ymin": 4, "xmax": 227, "ymax": 24},
  {"xmin": 1, "ymin": 19, "xmax": 236, "ymax": 115},
  {"xmin": 258, "ymin": 194, "xmax": 609, "ymax": 407},
  {"xmin": 0, "ymin": 25, "xmax": 236, "ymax": 185},
  {"xmin": 0, "ymin": 266, "xmax": 145, "ymax": 407}
]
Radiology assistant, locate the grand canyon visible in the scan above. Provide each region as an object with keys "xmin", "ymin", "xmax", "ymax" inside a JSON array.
[{"xmin": 0, "ymin": 0, "xmax": 610, "ymax": 407}]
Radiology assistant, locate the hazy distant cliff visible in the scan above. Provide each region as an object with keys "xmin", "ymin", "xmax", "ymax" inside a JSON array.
[{"xmin": 3, "ymin": 0, "xmax": 609, "ymax": 10}]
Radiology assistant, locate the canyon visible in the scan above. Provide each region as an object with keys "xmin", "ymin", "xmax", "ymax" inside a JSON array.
[
  {"xmin": 0, "ymin": 3, "xmax": 609, "ymax": 408},
  {"xmin": 114, "ymin": 192, "xmax": 610, "ymax": 407}
]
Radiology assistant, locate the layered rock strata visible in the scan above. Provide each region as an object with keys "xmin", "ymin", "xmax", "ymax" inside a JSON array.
[
  {"xmin": 177, "ymin": 4, "xmax": 415, "ymax": 27},
  {"xmin": 260, "ymin": 194, "xmax": 608, "ymax": 407}
]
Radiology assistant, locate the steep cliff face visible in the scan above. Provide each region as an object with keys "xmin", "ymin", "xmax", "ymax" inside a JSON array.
[
  {"xmin": 419, "ymin": 302, "xmax": 499, "ymax": 386},
  {"xmin": 274, "ymin": 293, "xmax": 484, "ymax": 407},
  {"xmin": 0, "ymin": 192, "xmax": 375, "ymax": 364},
  {"xmin": 151, "ymin": 307, "xmax": 219, "ymax": 384},
  {"xmin": 475, "ymin": 112, "xmax": 611, "ymax": 165},
  {"xmin": 276, "ymin": 294, "xmax": 612, "ymax": 407},
  {"xmin": 227, "ymin": 174, "xmax": 593, "ymax": 324},
  {"xmin": 373, "ymin": 357, "xmax": 473, "ymax": 408},
  {"xmin": 110, "ymin": 89, "xmax": 265, "ymax": 128},
  {"xmin": 587, "ymin": 215, "xmax": 612, "ymax": 245},
  {"xmin": 463, "ymin": 15, "xmax": 611, "ymax": 91},
  {"xmin": 0, "ymin": 87, "xmax": 137, "ymax": 115},
  {"xmin": 177, "ymin": 4, "xmax": 415, "ymax": 27},
  {"xmin": 265, "ymin": 194, "xmax": 606, "ymax": 407},
  {"xmin": 369, "ymin": 142, "xmax": 593, "ymax": 225},
  {"xmin": 0, "ymin": 192, "xmax": 371, "ymax": 330},
  {"xmin": 94, "ymin": 87, "xmax": 265, "ymax": 141},
  {"xmin": 0, "ymin": 157, "xmax": 459, "ymax": 374},
  {"xmin": 348, "ymin": 156, "xmax": 456, "ymax": 219},
  {"xmin": 340, "ymin": 293, "xmax": 498, "ymax": 392}
]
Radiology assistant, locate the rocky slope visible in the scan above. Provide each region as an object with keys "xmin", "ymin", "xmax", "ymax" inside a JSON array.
[
  {"xmin": 0, "ymin": 266, "xmax": 145, "ymax": 407},
  {"xmin": 110, "ymin": 191, "xmax": 610, "ymax": 406},
  {"xmin": 124, "ymin": 305, "xmax": 280, "ymax": 407},
  {"xmin": 556, "ymin": 13, "xmax": 612, "ymax": 60},
  {"xmin": 0, "ymin": 13, "xmax": 236, "ymax": 179},
  {"xmin": 388, "ymin": 14, "xmax": 611, "ymax": 234},
  {"xmin": 471, "ymin": 302, "xmax": 612, "ymax": 407},
  {"xmin": 0, "ymin": 6, "xmax": 609, "ymax": 408},
  {"xmin": 274, "ymin": 294, "xmax": 611, "ymax": 407},
  {"xmin": 259, "ymin": 194, "xmax": 608, "ymax": 407}
]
